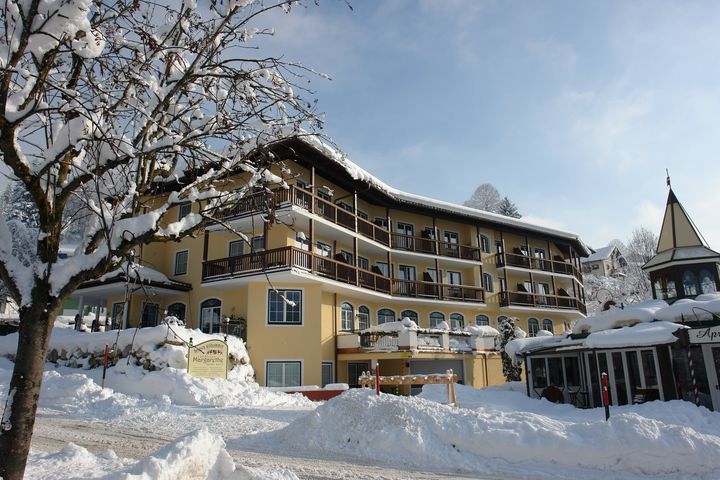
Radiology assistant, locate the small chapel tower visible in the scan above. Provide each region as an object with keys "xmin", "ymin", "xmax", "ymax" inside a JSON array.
[{"xmin": 642, "ymin": 179, "xmax": 720, "ymax": 302}]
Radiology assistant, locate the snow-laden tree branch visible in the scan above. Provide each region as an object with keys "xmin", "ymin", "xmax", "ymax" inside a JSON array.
[{"xmin": 0, "ymin": 1, "xmax": 326, "ymax": 477}]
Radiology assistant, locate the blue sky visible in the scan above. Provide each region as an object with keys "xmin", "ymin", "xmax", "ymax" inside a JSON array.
[{"xmin": 263, "ymin": 0, "xmax": 720, "ymax": 249}]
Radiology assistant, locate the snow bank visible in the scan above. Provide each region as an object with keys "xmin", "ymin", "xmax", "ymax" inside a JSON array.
[
  {"xmin": 272, "ymin": 388, "xmax": 720, "ymax": 478},
  {"xmin": 573, "ymin": 299, "xmax": 668, "ymax": 333},
  {"xmin": 25, "ymin": 428, "xmax": 300, "ymax": 480}
]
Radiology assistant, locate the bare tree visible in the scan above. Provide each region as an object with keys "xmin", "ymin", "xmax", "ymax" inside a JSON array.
[
  {"xmin": 464, "ymin": 183, "xmax": 501, "ymax": 212},
  {"xmin": 0, "ymin": 1, "xmax": 324, "ymax": 477},
  {"xmin": 626, "ymin": 227, "xmax": 658, "ymax": 264}
]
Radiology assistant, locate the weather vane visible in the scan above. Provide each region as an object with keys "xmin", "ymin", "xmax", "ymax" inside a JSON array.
[{"xmin": 666, "ymin": 168, "xmax": 671, "ymax": 188}]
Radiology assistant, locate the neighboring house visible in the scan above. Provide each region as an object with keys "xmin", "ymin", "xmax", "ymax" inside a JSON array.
[
  {"xmin": 71, "ymin": 137, "xmax": 590, "ymax": 391},
  {"xmin": 511, "ymin": 185, "xmax": 720, "ymax": 411},
  {"xmin": 581, "ymin": 245, "xmax": 626, "ymax": 277}
]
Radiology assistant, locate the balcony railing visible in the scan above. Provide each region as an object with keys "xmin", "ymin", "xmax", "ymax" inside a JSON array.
[
  {"xmin": 390, "ymin": 233, "xmax": 481, "ymax": 261},
  {"xmin": 495, "ymin": 252, "xmax": 581, "ymax": 280},
  {"xmin": 202, "ymin": 246, "xmax": 484, "ymax": 303},
  {"xmin": 499, "ymin": 290, "xmax": 587, "ymax": 314},
  {"xmin": 220, "ymin": 186, "xmax": 482, "ymax": 261},
  {"xmin": 353, "ymin": 330, "xmax": 483, "ymax": 353}
]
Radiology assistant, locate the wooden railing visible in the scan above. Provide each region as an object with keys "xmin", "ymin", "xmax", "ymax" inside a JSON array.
[
  {"xmin": 499, "ymin": 290, "xmax": 587, "ymax": 314},
  {"xmin": 495, "ymin": 252, "xmax": 581, "ymax": 280},
  {"xmin": 391, "ymin": 279, "xmax": 484, "ymax": 302},
  {"xmin": 390, "ymin": 233, "xmax": 482, "ymax": 261},
  {"xmin": 202, "ymin": 247, "xmax": 484, "ymax": 303}
]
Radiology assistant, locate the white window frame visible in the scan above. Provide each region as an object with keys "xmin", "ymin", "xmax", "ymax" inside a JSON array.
[
  {"xmin": 528, "ymin": 318, "xmax": 540, "ymax": 337},
  {"xmin": 429, "ymin": 311, "xmax": 444, "ymax": 328},
  {"xmin": 265, "ymin": 360, "xmax": 303, "ymax": 387},
  {"xmin": 174, "ymin": 249, "xmax": 189, "ymax": 276},
  {"xmin": 358, "ymin": 305, "xmax": 371, "ymax": 330},
  {"xmin": 166, "ymin": 301, "xmax": 187, "ymax": 322},
  {"xmin": 267, "ymin": 289, "xmax": 303, "ymax": 325},
  {"xmin": 377, "ymin": 308, "xmax": 395, "ymax": 325},
  {"xmin": 178, "ymin": 202, "xmax": 191, "ymax": 221},
  {"xmin": 483, "ymin": 272, "xmax": 493, "ymax": 293},
  {"xmin": 449, "ymin": 313, "xmax": 464, "ymax": 330},
  {"xmin": 542, "ymin": 318, "xmax": 554, "ymax": 333},
  {"xmin": 480, "ymin": 234, "xmax": 490, "ymax": 253},
  {"xmin": 341, "ymin": 302, "xmax": 354, "ymax": 331},
  {"xmin": 476, "ymin": 314, "xmax": 490, "ymax": 326},
  {"xmin": 228, "ymin": 239, "xmax": 244, "ymax": 257},
  {"xmin": 199, "ymin": 298, "xmax": 222, "ymax": 334},
  {"xmin": 321, "ymin": 361, "xmax": 334, "ymax": 387},
  {"xmin": 251, "ymin": 235, "xmax": 265, "ymax": 252}
]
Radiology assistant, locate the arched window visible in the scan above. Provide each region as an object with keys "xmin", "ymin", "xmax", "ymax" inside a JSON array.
[
  {"xmin": 341, "ymin": 302, "xmax": 354, "ymax": 331},
  {"xmin": 542, "ymin": 318, "xmax": 553, "ymax": 334},
  {"xmin": 377, "ymin": 308, "xmax": 395, "ymax": 325},
  {"xmin": 449, "ymin": 313, "xmax": 464, "ymax": 330},
  {"xmin": 497, "ymin": 315, "xmax": 508, "ymax": 327},
  {"xmin": 700, "ymin": 269, "xmax": 716, "ymax": 294},
  {"xmin": 483, "ymin": 273, "xmax": 494, "ymax": 293},
  {"xmin": 528, "ymin": 318, "xmax": 539, "ymax": 337},
  {"xmin": 480, "ymin": 234, "xmax": 490, "ymax": 253},
  {"xmin": 429, "ymin": 312, "xmax": 445, "ymax": 328},
  {"xmin": 667, "ymin": 279, "xmax": 677, "ymax": 298},
  {"xmin": 200, "ymin": 298, "xmax": 222, "ymax": 334},
  {"xmin": 166, "ymin": 302, "xmax": 186, "ymax": 322},
  {"xmin": 358, "ymin": 306, "xmax": 370, "ymax": 330},
  {"xmin": 475, "ymin": 314, "xmax": 490, "ymax": 326},
  {"xmin": 400, "ymin": 310, "xmax": 418, "ymax": 326},
  {"xmin": 683, "ymin": 271, "xmax": 698, "ymax": 296}
]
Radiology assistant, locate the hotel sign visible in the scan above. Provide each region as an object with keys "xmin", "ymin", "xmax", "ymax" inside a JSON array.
[
  {"xmin": 187, "ymin": 339, "xmax": 228, "ymax": 379},
  {"xmin": 689, "ymin": 326, "xmax": 720, "ymax": 344}
]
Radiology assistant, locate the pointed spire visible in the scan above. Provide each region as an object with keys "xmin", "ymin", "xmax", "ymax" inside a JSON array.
[{"xmin": 656, "ymin": 186, "xmax": 706, "ymax": 252}]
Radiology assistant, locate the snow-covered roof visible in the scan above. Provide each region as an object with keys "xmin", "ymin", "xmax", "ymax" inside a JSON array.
[
  {"xmin": 293, "ymin": 136, "xmax": 591, "ymax": 256},
  {"xmin": 643, "ymin": 245, "xmax": 720, "ymax": 271},
  {"xmin": 80, "ymin": 262, "xmax": 191, "ymax": 291},
  {"xmin": 582, "ymin": 245, "xmax": 617, "ymax": 263},
  {"xmin": 507, "ymin": 293, "xmax": 720, "ymax": 362}
]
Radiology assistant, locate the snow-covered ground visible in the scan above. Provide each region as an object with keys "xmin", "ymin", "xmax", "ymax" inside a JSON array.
[{"xmin": 1, "ymin": 327, "xmax": 719, "ymax": 479}]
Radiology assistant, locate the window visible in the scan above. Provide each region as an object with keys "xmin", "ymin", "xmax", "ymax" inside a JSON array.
[
  {"xmin": 178, "ymin": 202, "xmax": 191, "ymax": 220},
  {"xmin": 268, "ymin": 290, "xmax": 302, "ymax": 324},
  {"xmin": 528, "ymin": 318, "xmax": 539, "ymax": 337},
  {"xmin": 341, "ymin": 302, "xmax": 354, "ymax": 331},
  {"xmin": 480, "ymin": 235, "xmax": 490, "ymax": 254},
  {"xmin": 166, "ymin": 302, "xmax": 186, "ymax": 322},
  {"xmin": 295, "ymin": 232, "xmax": 309, "ymax": 251},
  {"xmin": 683, "ymin": 270, "xmax": 698, "ymax": 296},
  {"xmin": 141, "ymin": 302, "xmax": 159, "ymax": 328},
  {"xmin": 496, "ymin": 240, "xmax": 503, "ymax": 254},
  {"xmin": 700, "ymin": 269, "xmax": 716, "ymax": 294},
  {"xmin": 377, "ymin": 308, "xmax": 395, "ymax": 325},
  {"xmin": 499, "ymin": 277, "xmax": 507, "ymax": 292},
  {"xmin": 374, "ymin": 217, "xmax": 388, "ymax": 229},
  {"xmin": 444, "ymin": 231, "xmax": 459, "ymax": 245},
  {"xmin": 358, "ymin": 256, "xmax": 370, "ymax": 271},
  {"xmin": 316, "ymin": 188, "xmax": 332, "ymax": 201},
  {"xmin": 427, "ymin": 268, "xmax": 440, "ymax": 282},
  {"xmin": 174, "ymin": 250, "xmax": 188, "ymax": 276},
  {"xmin": 475, "ymin": 314, "xmax": 490, "ymax": 326},
  {"xmin": 449, "ymin": 313, "xmax": 464, "ymax": 330},
  {"xmin": 448, "ymin": 271, "xmax": 462, "ymax": 285},
  {"xmin": 251, "ymin": 235, "xmax": 265, "ymax": 252},
  {"xmin": 111, "ymin": 302, "xmax": 125, "ymax": 330},
  {"xmin": 321, "ymin": 362, "xmax": 334, "ymax": 387},
  {"xmin": 376, "ymin": 261, "xmax": 389, "ymax": 277},
  {"xmin": 357, "ymin": 209, "xmax": 369, "ymax": 220},
  {"xmin": 316, "ymin": 241, "xmax": 332, "ymax": 257},
  {"xmin": 542, "ymin": 318, "xmax": 554, "ymax": 334},
  {"xmin": 339, "ymin": 201, "xmax": 353, "ymax": 213},
  {"xmin": 266, "ymin": 361, "xmax": 301, "ymax": 387},
  {"xmin": 348, "ymin": 362, "xmax": 369, "ymax": 388},
  {"xmin": 429, "ymin": 312, "xmax": 445, "ymax": 328},
  {"xmin": 339, "ymin": 250, "xmax": 354, "ymax": 265},
  {"xmin": 497, "ymin": 315, "xmax": 508, "ymax": 327},
  {"xmin": 400, "ymin": 310, "xmax": 418, "ymax": 326},
  {"xmin": 537, "ymin": 283, "xmax": 550, "ymax": 295},
  {"xmin": 229, "ymin": 240, "xmax": 244, "ymax": 257},
  {"xmin": 483, "ymin": 273, "xmax": 493, "ymax": 293},
  {"xmin": 200, "ymin": 298, "xmax": 222, "ymax": 333},
  {"xmin": 358, "ymin": 306, "xmax": 370, "ymax": 330},
  {"xmin": 592, "ymin": 264, "xmax": 599, "ymax": 270}
]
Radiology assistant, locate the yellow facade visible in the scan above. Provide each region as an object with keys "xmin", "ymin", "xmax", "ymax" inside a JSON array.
[{"xmin": 74, "ymin": 139, "xmax": 588, "ymax": 392}]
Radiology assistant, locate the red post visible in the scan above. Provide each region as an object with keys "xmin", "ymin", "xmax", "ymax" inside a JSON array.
[
  {"xmin": 601, "ymin": 372, "xmax": 610, "ymax": 421},
  {"xmin": 375, "ymin": 362, "xmax": 380, "ymax": 396},
  {"xmin": 102, "ymin": 344, "xmax": 109, "ymax": 389}
]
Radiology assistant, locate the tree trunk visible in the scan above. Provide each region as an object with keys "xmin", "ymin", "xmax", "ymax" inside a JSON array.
[{"xmin": 0, "ymin": 299, "xmax": 59, "ymax": 480}]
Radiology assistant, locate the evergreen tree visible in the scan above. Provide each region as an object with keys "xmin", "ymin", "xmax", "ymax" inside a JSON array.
[
  {"xmin": 497, "ymin": 196, "xmax": 521, "ymax": 218},
  {"xmin": 497, "ymin": 317, "xmax": 524, "ymax": 381}
]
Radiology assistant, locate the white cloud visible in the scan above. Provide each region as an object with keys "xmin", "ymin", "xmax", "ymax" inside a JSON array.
[{"xmin": 635, "ymin": 199, "xmax": 664, "ymax": 232}]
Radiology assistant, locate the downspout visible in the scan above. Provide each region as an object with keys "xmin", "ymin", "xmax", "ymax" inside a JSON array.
[{"xmin": 334, "ymin": 293, "xmax": 338, "ymax": 383}]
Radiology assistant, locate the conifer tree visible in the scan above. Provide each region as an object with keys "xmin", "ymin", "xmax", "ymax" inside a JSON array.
[
  {"xmin": 497, "ymin": 317, "xmax": 524, "ymax": 381},
  {"xmin": 497, "ymin": 196, "xmax": 521, "ymax": 218}
]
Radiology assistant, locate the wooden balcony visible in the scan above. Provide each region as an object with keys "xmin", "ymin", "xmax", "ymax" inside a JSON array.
[
  {"xmin": 202, "ymin": 246, "xmax": 484, "ymax": 303},
  {"xmin": 499, "ymin": 290, "xmax": 586, "ymax": 314},
  {"xmin": 220, "ymin": 186, "xmax": 481, "ymax": 261},
  {"xmin": 390, "ymin": 233, "xmax": 481, "ymax": 261},
  {"xmin": 222, "ymin": 186, "xmax": 390, "ymax": 246},
  {"xmin": 495, "ymin": 252, "xmax": 582, "ymax": 280}
]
